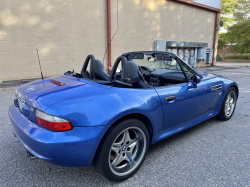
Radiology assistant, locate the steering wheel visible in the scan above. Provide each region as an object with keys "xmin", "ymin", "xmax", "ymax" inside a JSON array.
[{"xmin": 81, "ymin": 55, "xmax": 95, "ymax": 79}]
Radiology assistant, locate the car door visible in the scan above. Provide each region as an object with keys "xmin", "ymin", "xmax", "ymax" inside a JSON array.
[{"xmin": 155, "ymin": 58, "xmax": 211, "ymax": 130}]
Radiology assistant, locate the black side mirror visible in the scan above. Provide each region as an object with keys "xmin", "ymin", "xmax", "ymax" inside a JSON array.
[{"xmin": 190, "ymin": 75, "xmax": 201, "ymax": 88}]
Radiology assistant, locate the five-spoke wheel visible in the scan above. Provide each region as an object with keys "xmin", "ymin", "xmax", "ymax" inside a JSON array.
[
  {"xmin": 217, "ymin": 87, "xmax": 237, "ymax": 120},
  {"xmin": 94, "ymin": 119, "xmax": 149, "ymax": 182},
  {"xmin": 224, "ymin": 91, "xmax": 236, "ymax": 117},
  {"xmin": 109, "ymin": 127, "xmax": 146, "ymax": 176}
]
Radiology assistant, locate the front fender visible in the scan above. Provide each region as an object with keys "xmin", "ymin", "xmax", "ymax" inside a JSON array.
[
  {"xmin": 216, "ymin": 78, "xmax": 238, "ymax": 111},
  {"xmin": 45, "ymin": 87, "xmax": 164, "ymax": 137},
  {"xmin": 228, "ymin": 82, "xmax": 239, "ymax": 99}
]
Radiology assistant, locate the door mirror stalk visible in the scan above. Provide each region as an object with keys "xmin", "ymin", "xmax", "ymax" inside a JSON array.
[{"xmin": 189, "ymin": 75, "xmax": 201, "ymax": 89}]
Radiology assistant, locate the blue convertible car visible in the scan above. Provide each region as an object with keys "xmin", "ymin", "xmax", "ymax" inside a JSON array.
[{"xmin": 9, "ymin": 51, "xmax": 238, "ymax": 181}]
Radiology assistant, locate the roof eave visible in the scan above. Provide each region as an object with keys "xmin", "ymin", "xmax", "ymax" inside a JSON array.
[{"xmin": 170, "ymin": 0, "xmax": 222, "ymax": 13}]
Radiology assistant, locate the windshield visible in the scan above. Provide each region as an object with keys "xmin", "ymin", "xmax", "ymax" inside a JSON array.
[{"xmin": 132, "ymin": 54, "xmax": 181, "ymax": 70}]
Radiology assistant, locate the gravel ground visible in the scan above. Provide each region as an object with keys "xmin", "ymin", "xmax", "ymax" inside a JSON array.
[{"xmin": 0, "ymin": 66, "xmax": 250, "ymax": 187}]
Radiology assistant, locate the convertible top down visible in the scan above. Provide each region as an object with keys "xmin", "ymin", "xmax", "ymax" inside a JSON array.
[{"xmin": 9, "ymin": 51, "xmax": 238, "ymax": 181}]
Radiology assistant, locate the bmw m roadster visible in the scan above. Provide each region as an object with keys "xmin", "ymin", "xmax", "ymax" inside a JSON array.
[{"xmin": 9, "ymin": 51, "xmax": 238, "ymax": 181}]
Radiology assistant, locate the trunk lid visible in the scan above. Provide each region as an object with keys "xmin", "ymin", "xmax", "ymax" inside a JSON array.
[{"xmin": 16, "ymin": 75, "xmax": 108, "ymax": 122}]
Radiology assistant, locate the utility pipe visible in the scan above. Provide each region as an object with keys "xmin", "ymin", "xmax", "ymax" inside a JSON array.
[
  {"xmin": 212, "ymin": 12, "xmax": 219, "ymax": 66},
  {"xmin": 107, "ymin": 0, "xmax": 112, "ymax": 72}
]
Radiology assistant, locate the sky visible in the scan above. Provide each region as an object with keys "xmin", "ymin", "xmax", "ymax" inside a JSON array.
[{"xmin": 194, "ymin": 0, "xmax": 221, "ymax": 9}]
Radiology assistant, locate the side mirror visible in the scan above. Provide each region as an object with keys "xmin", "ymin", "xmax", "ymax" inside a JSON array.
[
  {"xmin": 190, "ymin": 75, "xmax": 201, "ymax": 88},
  {"xmin": 147, "ymin": 57, "xmax": 156, "ymax": 62}
]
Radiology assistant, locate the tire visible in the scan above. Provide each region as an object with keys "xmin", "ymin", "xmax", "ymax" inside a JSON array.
[
  {"xmin": 216, "ymin": 87, "xmax": 237, "ymax": 121},
  {"xmin": 93, "ymin": 118, "xmax": 150, "ymax": 182}
]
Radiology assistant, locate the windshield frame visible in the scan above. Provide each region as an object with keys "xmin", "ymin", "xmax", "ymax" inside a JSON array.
[{"xmin": 122, "ymin": 51, "xmax": 202, "ymax": 79}]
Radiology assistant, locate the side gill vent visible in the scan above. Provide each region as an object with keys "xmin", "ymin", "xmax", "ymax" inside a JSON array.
[{"xmin": 211, "ymin": 84, "xmax": 222, "ymax": 91}]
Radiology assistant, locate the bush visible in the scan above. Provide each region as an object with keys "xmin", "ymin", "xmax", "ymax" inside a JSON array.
[
  {"xmin": 223, "ymin": 53, "xmax": 250, "ymax": 60},
  {"xmin": 217, "ymin": 54, "xmax": 224, "ymax": 61}
]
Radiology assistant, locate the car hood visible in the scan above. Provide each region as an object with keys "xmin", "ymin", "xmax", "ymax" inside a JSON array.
[
  {"xmin": 195, "ymin": 70, "xmax": 223, "ymax": 80},
  {"xmin": 16, "ymin": 75, "xmax": 108, "ymax": 111}
]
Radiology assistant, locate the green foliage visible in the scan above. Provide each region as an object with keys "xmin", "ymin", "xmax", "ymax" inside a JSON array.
[
  {"xmin": 218, "ymin": 33, "xmax": 229, "ymax": 50},
  {"xmin": 217, "ymin": 54, "xmax": 224, "ymax": 61},
  {"xmin": 192, "ymin": 0, "xmax": 250, "ymax": 53},
  {"xmin": 220, "ymin": 0, "xmax": 237, "ymax": 29},
  {"xmin": 223, "ymin": 53, "xmax": 250, "ymax": 60},
  {"xmin": 234, "ymin": 0, "xmax": 250, "ymax": 22},
  {"xmin": 219, "ymin": 0, "xmax": 250, "ymax": 53},
  {"xmin": 226, "ymin": 19, "xmax": 250, "ymax": 53}
]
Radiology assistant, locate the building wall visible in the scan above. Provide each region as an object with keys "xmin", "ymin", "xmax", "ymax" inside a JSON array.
[
  {"xmin": 110, "ymin": 0, "xmax": 216, "ymax": 67},
  {"xmin": 0, "ymin": 0, "xmax": 218, "ymax": 81},
  {"xmin": 0, "ymin": 0, "xmax": 107, "ymax": 81}
]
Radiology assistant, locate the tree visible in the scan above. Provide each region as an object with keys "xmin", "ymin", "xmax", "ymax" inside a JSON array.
[
  {"xmin": 226, "ymin": 19, "xmax": 250, "ymax": 53},
  {"xmin": 224, "ymin": 0, "xmax": 250, "ymax": 53},
  {"xmin": 218, "ymin": 33, "xmax": 229, "ymax": 51},
  {"xmin": 218, "ymin": 0, "xmax": 250, "ymax": 53},
  {"xmin": 218, "ymin": 0, "xmax": 237, "ymax": 50},
  {"xmin": 220, "ymin": 0, "xmax": 237, "ymax": 29},
  {"xmin": 234, "ymin": 0, "xmax": 250, "ymax": 21}
]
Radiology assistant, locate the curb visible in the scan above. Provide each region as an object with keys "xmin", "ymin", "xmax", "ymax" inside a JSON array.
[{"xmin": 0, "ymin": 87, "xmax": 17, "ymax": 92}]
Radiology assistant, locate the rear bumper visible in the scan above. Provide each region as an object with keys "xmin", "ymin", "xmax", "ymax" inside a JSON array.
[{"xmin": 8, "ymin": 104, "xmax": 110, "ymax": 167}]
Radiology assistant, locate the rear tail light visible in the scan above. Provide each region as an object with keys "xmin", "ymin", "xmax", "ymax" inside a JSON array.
[{"xmin": 35, "ymin": 109, "xmax": 73, "ymax": 132}]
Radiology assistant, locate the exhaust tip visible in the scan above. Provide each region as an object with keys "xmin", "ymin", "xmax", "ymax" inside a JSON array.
[{"xmin": 26, "ymin": 151, "xmax": 38, "ymax": 160}]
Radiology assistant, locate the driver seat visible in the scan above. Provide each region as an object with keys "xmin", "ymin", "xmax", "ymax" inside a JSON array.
[
  {"xmin": 94, "ymin": 59, "xmax": 109, "ymax": 81},
  {"xmin": 126, "ymin": 60, "xmax": 149, "ymax": 88}
]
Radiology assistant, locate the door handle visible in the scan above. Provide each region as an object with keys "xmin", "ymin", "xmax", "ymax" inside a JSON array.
[{"xmin": 165, "ymin": 96, "xmax": 176, "ymax": 101}]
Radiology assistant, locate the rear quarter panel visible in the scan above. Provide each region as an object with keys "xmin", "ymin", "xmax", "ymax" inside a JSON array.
[{"xmin": 45, "ymin": 87, "xmax": 164, "ymax": 137}]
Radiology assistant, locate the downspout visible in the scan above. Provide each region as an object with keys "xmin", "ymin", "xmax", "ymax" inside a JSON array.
[
  {"xmin": 212, "ymin": 12, "xmax": 219, "ymax": 66},
  {"xmin": 107, "ymin": 0, "xmax": 112, "ymax": 72}
]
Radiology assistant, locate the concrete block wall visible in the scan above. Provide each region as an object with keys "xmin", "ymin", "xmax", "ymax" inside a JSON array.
[
  {"xmin": 110, "ymin": 0, "xmax": 216, "ymax": 67},
  {"xmin": 0, "ymin": 0, "xmax": 107, "ymax": 81},
  {"xmin": 0, "ymin": 0, "xmax": 218, "ymax": 81}
]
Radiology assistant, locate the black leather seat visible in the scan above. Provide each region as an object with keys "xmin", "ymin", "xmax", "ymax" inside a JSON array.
[
  {"xmin": 94, "ymin": 59, "xmax": 109, "ymax": 81},
  {"xmin": 126, "ymin": 60, "xmax": 149, "ymax": 88}
]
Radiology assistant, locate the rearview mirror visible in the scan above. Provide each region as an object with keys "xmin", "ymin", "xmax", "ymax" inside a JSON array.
[
  {"xmin": 190, "ymin": 75, "xmax": 201, "ymax": 88},
  {"xmin": 147, "ymin": 57, "xmax": 156, "ymax": 62},
  {"xmin": 116, "ymin": 67, "xmax": 122, "ymax": 73}
]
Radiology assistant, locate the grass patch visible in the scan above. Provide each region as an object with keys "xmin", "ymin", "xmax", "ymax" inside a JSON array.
[
  {"xmin": 220, "ymin": 59, "xmax": 250, "ymax": 62},
  {"xmin": 217, "ymin": 53, "xmax": 250, "ymax": 61}
]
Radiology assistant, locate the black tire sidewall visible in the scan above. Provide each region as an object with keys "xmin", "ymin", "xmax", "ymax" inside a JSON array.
[{"xmin": 96, "ymin": 118, "xmax": 150, "ymax": 182}]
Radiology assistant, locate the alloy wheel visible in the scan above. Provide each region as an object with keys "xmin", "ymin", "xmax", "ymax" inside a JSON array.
[
  {"xmin": 108, "ymin": 126, "xmax": 146, "ymax": 176},
  {"xmin": 225, "ymin": 91, "xmax": 236, "ymax": 117}
]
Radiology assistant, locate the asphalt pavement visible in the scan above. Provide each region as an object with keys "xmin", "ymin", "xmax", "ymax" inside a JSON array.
[{"xmin": 0, "ymin": 65, "xmax": 250, "ymax": 187}]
